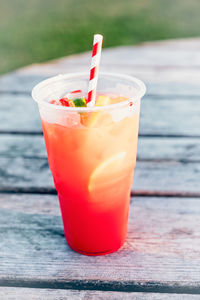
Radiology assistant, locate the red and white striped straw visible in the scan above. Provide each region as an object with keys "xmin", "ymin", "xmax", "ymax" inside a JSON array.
[{"xmin": 87, "ymin": 34, "xmax": 103, "ymax": 106}]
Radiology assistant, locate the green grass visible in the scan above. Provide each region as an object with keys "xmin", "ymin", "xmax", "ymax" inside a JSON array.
[{"xmin": 0, "ymin": 0, "xmax": 200, "ymax": 75}]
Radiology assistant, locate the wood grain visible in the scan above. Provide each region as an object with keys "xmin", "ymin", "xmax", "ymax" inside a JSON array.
[
  {"xmin": 1, "ymin": 94, "xmax": 200, "ymax": 136},
  {"xmin": 0, "ymin": 134, "xmax": 200, "ymax": 194},
  {"xmin": 0, "ymin": 194, "xmax": 199, "ymax": 293},
  {"xmin": 0, "ymin": 157, "xmax": 200, "ymax": 194},
  {"xmin": 0, "ymin": 94, "xmax": 41, "ymax": 133},
  {"xmin": 1, "ymin": 134, "xmax": 200, "ymax": 161},
  {"xmin": 0, "ymin": 287, "xmax": 199, "ymax": 300}
]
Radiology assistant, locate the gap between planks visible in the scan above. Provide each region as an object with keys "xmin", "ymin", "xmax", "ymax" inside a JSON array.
[
  {"xmin": 1, "ymin": 131, "xmax": 200, "ymax": 139},
  {"xmin": 0, "ymin": 187, "xmax": 200, "ymax": 198},
  {"xmin": 0, "ymin": 278, "xmax": 200, "ymax": 295},
  {"xmin": 1, "ymin": 287, "xmax": 200, "ymax": 300}
]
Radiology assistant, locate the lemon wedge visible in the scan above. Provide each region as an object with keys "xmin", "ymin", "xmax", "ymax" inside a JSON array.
[
  {"xmin": 88, "ymin": 151, "xmax": 126, "ymax": 192},
  {"xmin": 81, "ymin": 111, "xmax": 112, "ymax": 128}
]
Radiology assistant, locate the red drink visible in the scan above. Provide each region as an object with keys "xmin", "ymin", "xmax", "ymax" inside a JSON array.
[{"xmin": 32, "ymin": 73, "xmax": 146, "ymax": 255}]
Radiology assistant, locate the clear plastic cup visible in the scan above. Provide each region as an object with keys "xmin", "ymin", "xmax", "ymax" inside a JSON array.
[{"xmin": 32, "ymin": 72, "xmax": 146, "ymax": 256}]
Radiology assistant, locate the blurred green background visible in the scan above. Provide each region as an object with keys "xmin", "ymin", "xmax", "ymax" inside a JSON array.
[{"xmin": 0, "ymin": 0, "xmax": 200, "ymax": 75}]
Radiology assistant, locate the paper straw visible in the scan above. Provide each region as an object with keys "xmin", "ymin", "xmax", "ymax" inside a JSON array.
[{"xmin": 87, "ymin": 34, "xmax": 103, "ymax": 106}]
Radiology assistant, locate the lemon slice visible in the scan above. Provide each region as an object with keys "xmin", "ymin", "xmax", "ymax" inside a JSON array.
[{"xmin": 88, "ymin": 151, "xmax": 126, "ymax": 192}]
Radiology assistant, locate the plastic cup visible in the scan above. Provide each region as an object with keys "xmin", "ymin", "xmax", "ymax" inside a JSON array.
[{"xmin": 32, "ymin": 72, "xmax": 146, "ymax": 256}]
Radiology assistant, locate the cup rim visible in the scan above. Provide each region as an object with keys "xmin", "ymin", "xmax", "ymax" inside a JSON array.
[{"xmin": 32, "ymin": 72, "xmax": 146, "ymax": 112}]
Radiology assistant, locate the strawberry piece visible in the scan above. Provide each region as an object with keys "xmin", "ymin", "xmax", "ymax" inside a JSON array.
[
  {"xmin": 59, "ymin": 98, "xmax": 75, "ymax": 107},
  {"xmin": 50, "ymin": 100, "xmax": 59, "ymax": 105},
  {"xmin": 71, "ymin": 89, "xmax": 82, "ymax": 94}
]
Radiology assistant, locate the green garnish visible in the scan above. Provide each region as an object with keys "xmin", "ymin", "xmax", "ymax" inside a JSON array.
[{"xmin": 73, "ymin": 97, "xmax": 87, "ymax": 107}]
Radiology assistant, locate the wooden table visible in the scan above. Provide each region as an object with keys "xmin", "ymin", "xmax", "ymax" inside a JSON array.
[{"xmin": 0, "ymin": 38, "xmax": 200, "ymax": 299}]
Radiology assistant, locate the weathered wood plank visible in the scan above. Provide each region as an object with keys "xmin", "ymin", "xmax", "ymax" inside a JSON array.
[
  {"xmin": 0, "ymin": 156, "xmax": 200, "ymax": 194},
  {"xmin": 140, "ymin": 96, "xmax": 200, "ymax": 136},
  {"xmin": 0, "ymin": 135, "xmax": 46, "ymax": 159},
  {"xmin": 0, "ymin": 134, "xmax": 200, "ymax": 161},
  {"xmin": 1, "ymin": 94, "xmax": 200, "ymax": 136},
  {"xmin": 1, "ymin": 135, "xmax": 200, "ymax": 195},
  {"xmin": 0, "ymin": 194, "xmax": 199, "ymax": 293},
  {"xmin": 1, "ymin": 135, "xmax": 200, "ymax": 161},
  {"xmin": 1, "ymin": 73, "xmax": 200, "ymax": 96},
  {"xmin": 20, "ymin": 64, "xmax": 200, "ymax": 87},
  {"xmin": 133, "ymin": 161, "xmax": 200, "ymax": 193},
  {"xmin": 0, "ymin": 287, "xmax": 199, "ymax": 300},
  {"xmin": 0, "ymin": 94, "xmax": 41, "ymax": 133},
  {"xmin": 0, "ymin": 157, "xmax": 53, "ymax": 190},
  {"xmin": 138, "ymin": 137, "xmax": 200, "ymax": 161},
  {"xmin": 1, "ymin": 39, "xmax": 200, "ymax": 94}
]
